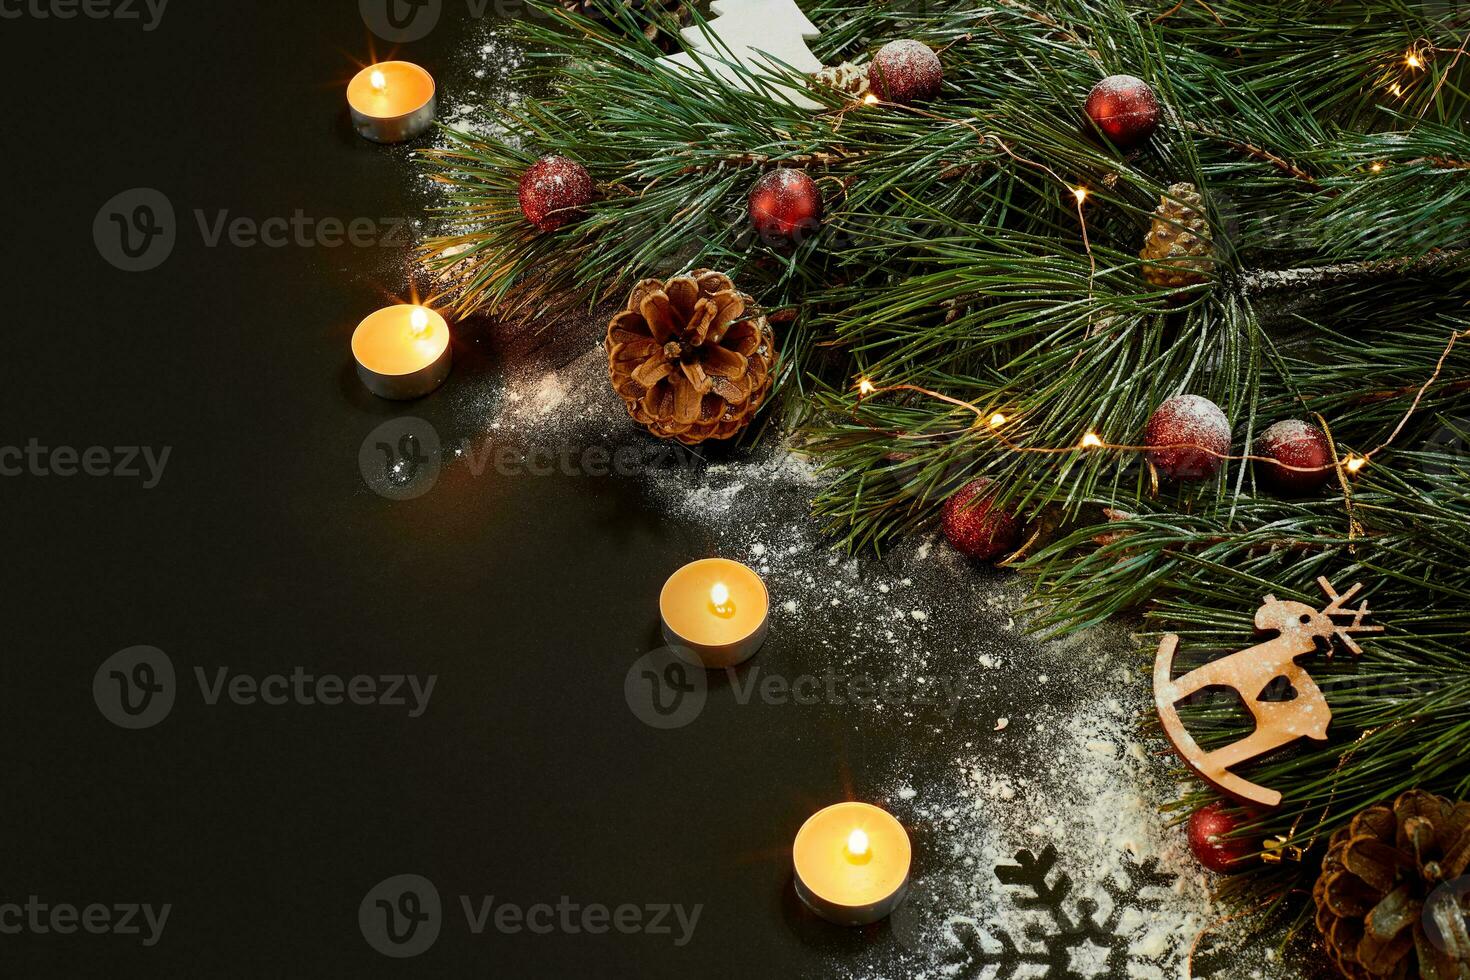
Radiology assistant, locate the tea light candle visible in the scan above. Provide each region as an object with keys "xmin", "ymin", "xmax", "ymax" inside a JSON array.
[
  {"xmin": 793, "ymin": 802, "xmax": 911, "ymax": 926},
  {"xmin": 659, "ymin": 558, "xmax": 768, "ymax": 668},
  {"xmin": 352, "ymin": 304, "xmax": 452, "ymax": 400},
  {"xmin": 347, "ymin": 61, "xmax": 436, "ymax": 143}
]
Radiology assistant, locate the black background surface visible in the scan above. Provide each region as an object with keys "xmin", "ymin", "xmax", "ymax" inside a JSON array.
[{"xmin": 2, "ymin": 2, "xmax": 990, "ymax": 975}]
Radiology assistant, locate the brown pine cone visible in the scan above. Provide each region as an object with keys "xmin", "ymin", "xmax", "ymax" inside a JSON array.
[
  {"xmin": 1141, "ymin": 182, "xmax": 1215, "ymax": 289},
  {"xmin": 606, "ymin": 270, "xmax": 776, "ymax": 445},
  {"xmin": 1313, "ymin": 789, "xmax": 1470, "ymax": 979}
]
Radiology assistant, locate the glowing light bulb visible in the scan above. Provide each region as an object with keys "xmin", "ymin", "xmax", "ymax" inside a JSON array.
[
  {"xmin": 1072, "ymin": 187, "xmax": 1089, "ymax": 204},
  {"xmin": 857, "ymin": 379, "xmax": 876, "ymax": 396},
  {"xmin": 1080, "ymin": 432, "xmax": 1103, "ymax": 449},
  {"xmin": 988, "ymin": 413, "xmax": 1008, "ymax": 428},
  {"xmin": 409, "ymin": 307, "xmax": 431, "ymax": 338},
  {"xmin": 846, "ymin": 828, "xmax": 870, "ymax": 860},
  {"xmin": 370, "ymin": 69, "xmax": 388, "ymax": 92},
  {"xmin": 862, "ymin": 93, "xmax": 879, "ymax": 105},
  {"xmin": 709, "ymin": 582, "xmax": 735, "ymax": 617},
  {"xmin": 1371, "ymin": 162, "xmax": 1385, "ymax": 173},
  {"xmin": 1406, "ymin": 51, "xmax": 1423, "ymax": 69},
  {"xmin": 1345, "ymin": 455, "xmax": 1367, "ymax": 474}
]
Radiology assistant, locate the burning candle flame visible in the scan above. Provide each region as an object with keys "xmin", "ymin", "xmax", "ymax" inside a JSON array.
[
  {"xmin": 846, "ymin": 828, "xmax": 870, "ymax": 860},
  {"xmin": 409, "ymin": 307, "xmax": 431, "ymax": 339},
  {"xmin": 370, "ymin": 69, "xmax": 388, "ymax": 92},
  {"xmin": 709, "ymin": 582, "xmax": 735, "ymax": 617}
]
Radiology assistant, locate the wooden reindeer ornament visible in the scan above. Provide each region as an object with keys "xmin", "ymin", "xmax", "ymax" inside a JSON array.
[{"xmin": 1154, "ymin": 577, "xmax": 1383, "ymax": 808}]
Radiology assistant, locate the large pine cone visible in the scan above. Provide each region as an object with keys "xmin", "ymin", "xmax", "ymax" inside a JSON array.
[
  {"xmin": 1141, "ymin": 182, "xmax": 1215, "ymax": 288},
  {"xmin": 1313, "ymin": 789, "xmax": 1470, "ymax": 979},
  {"xmin": 606, "ymin": 270, "xmax": 776, "ymax": 444}
]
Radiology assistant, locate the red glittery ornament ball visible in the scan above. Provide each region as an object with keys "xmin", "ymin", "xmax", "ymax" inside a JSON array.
[
  {"xmin": 1187, "ymin": 802, "xmax": 1257, "ymax": 874},
  {"xmin": 748, "ymin": 168, "xmax": 824, "ymax": 244},
  {"xmin": 868, "ymin": 39, "xmax": 942, "ymax": 105},
  {"xmin": 1255, "ymin": 419, "xmax": 1334, "ymax": 495},
  {"xmin": 1145, "ymin": 394, "xmax": 1231, "ymax": 482},
  {"xmin": 941, "ymin": 477, "xmax": 1022, "ymax": 562},
  {"xmin": 518, "ymin": 155, "xmax": 594, "ymax": 232},
  {"xmin": 1084, "ymin": 74, "xmax": 1161, "ymax": 150}
]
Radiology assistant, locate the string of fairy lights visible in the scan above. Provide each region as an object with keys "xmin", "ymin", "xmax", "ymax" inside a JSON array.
[
  {"xmin": 838, "ymin": 35, "xmax": 1467, "ymax": 490},
  {"xmin": 852, "ymin": 321, "xmax": 1470, "ymax": 485}
]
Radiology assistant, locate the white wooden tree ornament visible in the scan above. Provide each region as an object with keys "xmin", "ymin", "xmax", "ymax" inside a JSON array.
[{"xmin": 657, "ymin": 0, "xmax": 824, "ymax": 109}]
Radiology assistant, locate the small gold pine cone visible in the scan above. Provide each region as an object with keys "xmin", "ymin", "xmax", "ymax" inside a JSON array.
[
  {"xmin": 812, "ymin": 61, "xmax": 871, "ymax": 98},
  {"xmin": 606, "ymin": 270, "xmax": 776, "ymax": 445},
  {"xmin": 1141, "ymin": 182, "xmax": 1215, "ymax": 289},
  {"xmin": 1313, "ymin": 789, "xmax": 1470, "ymax": 979}
]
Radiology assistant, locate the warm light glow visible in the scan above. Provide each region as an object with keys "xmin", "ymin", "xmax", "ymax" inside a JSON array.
[
  {"xmin": 1371, "ymin": 162, "xmax": 1385, "ymax": 173},
  {"xmin": 857, "ymin": 379, "xmax": 876, "ymax": 396},
  {"xmin": 709, "ymin": 581, "xmax": 736, "ymax": 617},
  {"xmin": 846, "ymin": 828, "xmax": 870, "ymax": 859},
  {"xmin": 370, "ymin": 69, "xmax": 388, "ymax": 92},
  {"xmin": 1345, "ymin": 455, "xmax": 1367, "ymax": 474},
  {"xmin": 409, "ymin": 307, "xmax": 431, "ymax": 338},
  {"xmin": 988, "ymin": 413, "xmax": 1008, "ymax": 428},
  {"xmin": 1081, "ymin": 432, "xmax": 1103, "ymax": 449},
  {"xmin": 1389, "ymin": 82, "xmax": 1403, "ymax": 97},
  {"xmin": 1406, "ymin": 51, "xmax": 1424, "ymax": 69},
  {"xmin": 862, "ymin": 93, "xmax": 879, "ymax": 105},
  {"xmin": 1072, "ymin": 187, "xmax": 1089, "ymax": 204}
]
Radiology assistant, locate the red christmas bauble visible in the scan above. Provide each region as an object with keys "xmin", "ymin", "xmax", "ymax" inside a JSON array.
[
  {"xmin": 1084, "ymin": 74, "xmax": 1161, "ymax": 150},
  {"xmin": 941, "ymin": 478, "xmax": 1021, "ymax": 561},
  {"xmin": 1255, "ymin": 419, "xmax": 1334, "ymax": 494},
  {"xmin": 1187, "ymin": 802, "xmax": 1256, "ymax": 874},
  {"xmin": 868, "ymin": 40, "xmax": 942, "ymax": 104},
  {"xmin": 1145, "ymin": 394, "xmax": 1231, "ymax": 482},
  {"xmin": 748, "ymin": 169, "xmax": 824, "ymax": 244},
  {"xmin": 518, "ymin": 155, "xmax": 595, "ymax": 232}
]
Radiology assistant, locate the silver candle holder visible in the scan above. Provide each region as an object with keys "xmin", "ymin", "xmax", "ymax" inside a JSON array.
[{"xmin": 348, "ymin": 62, "xmax": 436, "ymax": 144}]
